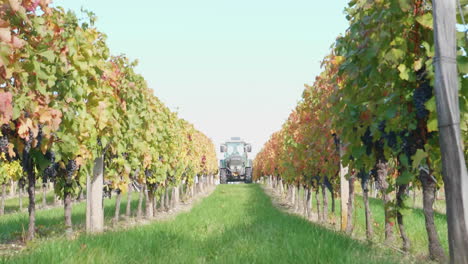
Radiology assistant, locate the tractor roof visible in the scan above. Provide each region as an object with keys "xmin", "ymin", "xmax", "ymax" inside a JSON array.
[{"xmin": 225, "ymin": 137, "xmax": 246, "ymax": 144}]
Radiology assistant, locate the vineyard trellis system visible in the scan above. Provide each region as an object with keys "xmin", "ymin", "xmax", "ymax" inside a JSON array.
[
  {"xmin": 0, "ymin": 0, "xmax": 218, "ymax": 241},
  {"xmin": 254, "ymin": 0, "xmax": 467, "ymax": 263}
]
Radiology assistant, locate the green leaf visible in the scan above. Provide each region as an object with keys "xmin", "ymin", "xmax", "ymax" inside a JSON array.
[
  {"xmin": 399, "ymin": 154, "xmax": 409, "ymax": 167},
  {"xmin": 30, "ymin": 149, "xmax": 51, "ymax": 172},
  {"xmin": 35, "ymin": 79, "xmax": 47, "ymax": 94},
  {"xmin": 457, "ymin": 56, "xmax": 468, "ymax": 74},
  {"xmin": 385, "ymin": 105, "xmax": 397, "ymax": 119},
  {"xmin": 416, "ymin": 13, "xmax": 433, "ymax": 29},
  {"xmin": 396, "ymin": 171, "xmax": 414, "ymax": 185},
  {"xmin": 351, "ymin": 145, "xmax": 365, "ymax": 159},
  {"xmin": 413, "ymin": 59, "xmax": 423, "ymax": 71},
  {"xmin": 425, "ymin": 97, "xmax": 437, "ymax": 113},
  {"xmin": 384, "ymin": 48, "xmax": 405, "ymax": 64},
  {"xmin": 412, "ymin": 149, "xmax": 428, "ymax": 169},
  {"xmin": 398, "ymin": 64, "xmax": 409, "ymax": 80},
  {"xmin": 39, "ymin": 50, "xmax": 55, "ymax": 62},
  {"xmin": 427, "ymin": 118, "xmax": 438, "ymax": 132},
  {"xmin": 398, "ymin": 0, "xmax": 412, "ymax": 12}
]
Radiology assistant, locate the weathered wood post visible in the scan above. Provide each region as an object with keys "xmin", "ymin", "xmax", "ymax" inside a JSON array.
[
  {"xmin": 432, "ymin": 1, "xmax": 468, "ymax": 262},
  {"xmin": 86, "ymin": 156, "xmax": 104, "ymax": 233}
]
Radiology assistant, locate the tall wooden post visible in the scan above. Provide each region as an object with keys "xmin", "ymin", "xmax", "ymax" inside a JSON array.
[
  {"xmin": 432, "ymin": 1, "xmax": 468, "ymax": 262},
  {"xmin": 339, "ymin": 143, "xmax": 349, "ymax": 231},
  {"xmin": 86, "ymin": 155, "xmax": 104, "ymax": 233}
]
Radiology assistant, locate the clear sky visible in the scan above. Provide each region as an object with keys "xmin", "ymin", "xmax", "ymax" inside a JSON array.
[{"xmin": 54, "ymin": 0, "xmax": 350, "ymax": 159}]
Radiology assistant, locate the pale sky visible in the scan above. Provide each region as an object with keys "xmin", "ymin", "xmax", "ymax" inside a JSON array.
[{"xmin": 54, "ymin": 0, "xmax": 349, "ymax": 159}]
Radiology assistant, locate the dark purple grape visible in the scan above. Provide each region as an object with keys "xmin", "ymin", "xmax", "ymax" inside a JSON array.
[
  {"xmin": 413, "ymin": 79, "xmax": 433, "ymax": 119},
  {"xmin": 0, "ymin": 136, "xmax": 8, "ymax": 154}
]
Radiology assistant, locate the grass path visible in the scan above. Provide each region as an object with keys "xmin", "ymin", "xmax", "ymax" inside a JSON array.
[{"xmin": 3, "ymin": 184, "xmax": 401, "ymax": 264}]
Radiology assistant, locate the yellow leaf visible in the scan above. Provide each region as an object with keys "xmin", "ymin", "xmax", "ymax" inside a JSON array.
[
  {"xmin": 427, "ymin": 118, "xmax": 438, "ymax": 132},
  {"xmin": 8, "ymin": 0, "xmax": 21, "ymax": 12},
  {"xmin": 38, "ymin": 108, "xmax": 52, "ymax": 123},
  {"xmin": 8, "ymin": 143, "xmax": 15, "ymax": 158},
  {"xmin": 413, "ymin": 59, "xmax": 423, "ymax": 71},
  {"xmin": 416, "ymin": 13, "xmax": 433, "ymax": 29},
  {"xmin": 0, "ymin": 27, "xmax": 11, "ymax": 43},
  {"xmin": 18, "ymin": 118, "xmax": 31, "ymax": 139},
  {"xmin": 412, "ymin": 149, "xmax": 428, "ymax": 169}
]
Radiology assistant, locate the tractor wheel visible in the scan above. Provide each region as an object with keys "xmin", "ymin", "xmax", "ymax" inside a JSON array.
[
  {"xmin": 245, "ymin": 167, "xmax": 252, "ymax": 183},
  {"xmin": 220, "ymin": 169, "xmax": 227, "ymax": 184}
]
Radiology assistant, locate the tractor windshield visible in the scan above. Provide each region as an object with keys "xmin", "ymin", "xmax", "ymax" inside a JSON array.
[{"xmin": 227, "ymin": 143, "xmax": 244, "ymax": 155}]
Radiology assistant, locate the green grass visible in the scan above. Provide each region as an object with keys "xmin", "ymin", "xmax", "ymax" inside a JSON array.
[
  {"xmin": 410, "ymin": 190, "xmax": 446, "ymax": 214},
  {"xmin": 2, "ymin": 190, "xmax": 56, "ymax": 214},
  {"xmin": 3, "ymin": 185, "xmax": 402, "ymax": 264},
  {"xmin": 292, "ymin": 186, "xmax": 448, "ymax": 257},
  {"xmin": 0, "ymin": 192, "xmax": 143, "ymax": 243}
]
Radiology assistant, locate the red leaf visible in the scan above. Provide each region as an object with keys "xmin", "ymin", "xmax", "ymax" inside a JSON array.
[{"xmin": 0, "ymin": 91, "xmax": 13, "ymax": 125}]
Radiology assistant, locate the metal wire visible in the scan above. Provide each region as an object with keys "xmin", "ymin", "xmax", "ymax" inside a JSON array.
[{"xmin": 457, "ymin": 0, "xmax": 468, "ymax": 42}]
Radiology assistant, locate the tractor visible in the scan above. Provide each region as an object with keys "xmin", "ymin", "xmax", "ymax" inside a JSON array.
[{"xmin": 219, "ymin": 137, "xmax": 253, "ymax": 184}]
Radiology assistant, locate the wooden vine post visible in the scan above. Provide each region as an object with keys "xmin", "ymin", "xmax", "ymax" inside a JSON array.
[
  {"xmin": 339, "ymin": 142, "xmax": 349, "ymax": 232},
  {"xmin": 86, "ymin": 156, "xmax": 105, "ymax": 233},
  {"xmin": 432, "ymin": 0, "xmax": 468, "ymax": 262}
]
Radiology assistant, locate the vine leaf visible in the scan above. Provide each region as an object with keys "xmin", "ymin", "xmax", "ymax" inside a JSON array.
[
  {"xmin": 396, "ymin": 171, "xmax": 414, "ymax": 185},
  {"xmin": 8, "ymin": 0, "xmax": 21, "ymax": 12},
  {"xmin": 398, "ymin": 0, "xmax": 412, "ymax": 12},
  {"xmin": 0, "ymin": 91, "xmax": 13, "ymax": 125},
  {"xmin": 427, "ymin": 118, "xmax": 438, "ymax": 132},
  {"xmin": 415, "ymin": 13, "xmax": 433, "ymax": 29},
  {"xmin": 412, "ymin": 149, "xmax": 428, "ymax": 170},
  {"xmin": 398, "ymin": 64, "xmax": 409, "ymax": 80}
]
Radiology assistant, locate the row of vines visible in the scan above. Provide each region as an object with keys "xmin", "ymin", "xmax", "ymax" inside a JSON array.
[
  {"xmin": 254, "ymin": 0, "xmax": 467, "ymax": 262},
  {"xmin": 0, "ymin": 0, "xmax": 218, "ymax": 240}
]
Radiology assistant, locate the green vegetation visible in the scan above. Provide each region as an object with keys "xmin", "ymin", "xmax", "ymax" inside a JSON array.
[
  {"xmin": 290, "ymin": 185, "xmax": 448, "ymax": 257},
  {"xmin": 3, "ymin": 185, "xmax": 401, "ymax": 264},
  {"xmin": 0, "ymin": 192, "xmax": 142, "ymax": 243},
  {"xmin": 2, "ymin": 190, "xmax": 55, "ymax": 215},
  {"xmin": 352, "ymin": 195, "xmax": 448, "ymax": 255}
]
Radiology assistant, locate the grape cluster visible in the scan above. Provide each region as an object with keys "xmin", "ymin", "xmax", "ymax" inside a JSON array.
[
  {"xmin": 43, "ymin": 163, "xmax": 59, "ymax": 183},
  {"xmin": 357, "ymin": 169, "xmax": 370, "ymax": 190},
  {"xmin": 103, "ymin": 180, "xmax": 113, "ymax": 198},
  {"xmin": 145, "ymin": 169, "xmax": 153, "ymax": 178},
  {"xmin": 377, "ymin": 121, "xmax": 397, "ymax": 150},
  {"xmin": 24, "ymin": 134, "xmax": 33, "ymax": 152},
  {"xmin": 378, "ymin": 121, "xmax": 386, "ymax": 133},
  {"xmin": 0, "ymin": 135, "xmax": 8, "ymax": 154},
  {"xmin": 400, "ymin": 130, "xmax": 417, "ymax": 161},
  {"xmin": 373, "ymin": 138, "xmax": 386, "ymax": 161},
  {"xmin": 413, "ymin": 79, "xmax": 432, "ymax": 119},
  {"xmin": 42, "ymin": 151, "xmax": 57, "ymax": 183},
  {"xmin": 35, "ymin": 124, "xmax": 44, "ymax": 147},
  {"xmin": 361, "ymin": 127, "xmax": 373, "ymax": 155},
  {"xmin": 45, "ymin": 151, "xmax": 55, "ymax": 162},
  {"xmin": 384, "ymin": 131, "xmax": 397, "ymax": 149},
  {"xmin": 65, "ymin": 159, "xmax": 78, "ymax": 183},
  {"xmin": 332, "ymin": 133, "xmax": 340, "ymax": 151}
]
